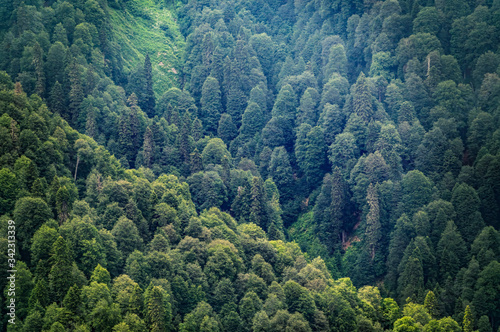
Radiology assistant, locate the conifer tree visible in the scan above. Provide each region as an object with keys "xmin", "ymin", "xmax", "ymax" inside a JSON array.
[
  {"xmin": 62, "ymin": 284, "xmax": 82, "ymax": 326},
  {"xmin": 398, "ymin": 250, "xmax": 425, "ymax": 303},
  {"xmin": 249, "ymin": 177, "xmax": 267, "ymax": 230},
  {"xmin": 424, "ymin": 291, "xmax": 440, "ymax": 318},
  {"xmin": 305, "ymin": 126, "xmax": 327, "ymax": 189},
  {"xmin": 49, "ymin": 237, "xmax": 74, "ymax": 303},
  {"xmin": 201, "ymin": 76, "xmax": 222, "ymax": 134},
  {"xmin": 239, "ymin": 102, "xmax": 264, "ymax": 141},
  {"xmin": 146, "ymin": 286, "xmax": 172, "ymax": 332},
  {"xmin": 314, "ymin": 168, "xmax": 347, "ymax": 251},
  {"xmin": 386, "ymin": 214, "xmax": 416, "ymax": 292},
  {"xmin": 56, "ymin": 185, "xmax": 71, "ymax": 224},
  {"xmin": 463, "ymin": 305, "xmax": 473, "ymax": 332},
  {"xmin": 68, "ymin": 59, "xmax": 84, "ymax": 124},
  {"xmin": 451, "ymin": 183, "xmax": 485, "ymax": 243},
  {"xmin": 218, "ymin": 113, "xmax": 238, "ymax": 144},
  {"xmin": 29, "ymin": 279, "xmax": 49, "ymax": 309},
  {"xmin": 32, "ymin": 42, "xmax": 45, "ymax": 97},
  {"xmin": 352, "ymin": 73, "xmax": 374, "ymax": 123},
  {"xmin": 365, "ymin": 183, "xmax": 381, "ymax": 259},
  {"xmin": 142, "ymin": 126, "xmax": 154, "ymax": 168},
  {"xmin": 272, "ymin": 84, "xmax": 297, "ymax": 124},
  {"xmin": 324, "ymin": 44, "xmax": 348, "ymax": 82},
  {"xmin": 295, "ymin": 123, "xmax": 312, "ymax": 177},
  {"xmin": 436, "ymin": 219, "xmax": 467, "ymax": 280},
  {"xmin": 49, "ymin": 81, "xmax": 65, "ymax": 115},
  {"xmin": 142, "ymin": 54, "xmax": 156, "ymax": 117},
  {"xmin": 268, "ymin": 147, "xmax": 294, "ymax": 201},
  {"xmin": 297, "ymin": 88, "xmax": 319, "ymax": 126}
]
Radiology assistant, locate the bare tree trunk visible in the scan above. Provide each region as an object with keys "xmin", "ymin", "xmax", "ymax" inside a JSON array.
[{"xmin": 74, "ymin": 155, "xmax": 79, "ymax": 181}]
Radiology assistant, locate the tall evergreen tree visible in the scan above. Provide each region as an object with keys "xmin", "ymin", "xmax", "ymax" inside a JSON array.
[
  {"xmin": 145, "ymin": 286, "xmax": 172, "ymax": 332},
  {"xmin": 239, "ymin": 102, "xmax": 264, "ymax": 141},
  {"xmin": 49, "ymin": 237, "xmax": 74, "ymax": 303},
  {"xmin": 451, "ymin": 183, "xmax": 485, "ymax": 243},
  {"xmin": 218, "ymin": 114, "xmax": 238, "ymax": 144},
  {"xmin": 68, "ymin": 59, "xmax": 84, "ymax": 124},
  {"xmin": 201, "ymin": 76, "xmax": 222, "ymax": 134},
  {"xmin": 49, "ymin": 81, "xmax": 65, "ymax": 116},
  {"xmin": 352, "ymin": 73, "xmax": 374, "ymax": 123},
  {"xmin": 142, "ymin": 54, "xmax": 156, "ymax": 117},
  {"xmin": 365, "ymin": 183, "xmax": 381, "ymax": 259},
  {"xmin": 249, "ymin": 176, "xmax": 267, "ymax": 230},
  {"xmin": 305, "ymin": 126, "xmax": 327, "ymax": 189},
  {"xmin": 142, "ymin": 126, "xmax": 154, "ymax": 168},
  {"xmin": 268, "ymin": 147, "xmax": 294, "ymax": 201},
  {"xmin": 437, "ymin": 220, "xmax": 468, "ymax": 280}
]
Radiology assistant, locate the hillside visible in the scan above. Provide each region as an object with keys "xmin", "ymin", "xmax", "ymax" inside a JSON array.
[
  {"xmin": 1, "ymin": 0, "xmax": 500, "ymax": 331},
  {"xmin": 108, "ymin": 0, "xmax": 184, "ymax": 95}
]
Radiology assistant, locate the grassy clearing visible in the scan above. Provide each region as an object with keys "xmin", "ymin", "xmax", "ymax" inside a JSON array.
[{"xmin": 109, "ymin": 0, "xmax": 185, "ymax": 96}]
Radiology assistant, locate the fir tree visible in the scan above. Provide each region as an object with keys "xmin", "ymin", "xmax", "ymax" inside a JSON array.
[
  {"xmin": 49, "ymin": 81, "xmax": 65, "ymax": 117},
  {"xmin": 305, "ymin": 126, "xmax": 327, "ymax": 189},
  {"xmin": 142, "ymin": 54, "xmax": 156, "ymax": 117},
  {"xmin": 249, "ymin": 177, "xmax": 267, "ymax": 230},
  {"xmin": 352, "ymin": 73, "xmax": 373, "ymax": 123},
  {"xmin": 239, "ymin": 102, "xmax": 264, "ymax": 141},
  {"xmin": 68, "ymin": 59, "xmax": 84, "ymax": 125},
  {"xmin": 365, "ymin": 183, "xmax": 381, "ymax": 259},
  {"xmin": 49, "ymin": 237, "xmax": 74, "ymax": 303},
  {"xmin": 218, "ymin": 113, "xmax": 238, "ymax": 144},
  {"xmin": 201, "ymin": 76, "xmax": 222, "ymax": 134},
  {"xmin": 146, "ymin": 286, "xmax": 171, "ymax": 332},
  {"xmin": 463, "ymin": 305, "xmax": 473, "ymax": 332},
  {"xmin": 142, "ymin": 126, "xmax": 154, "ymax": 168},
  {"xmin": 424, "ymin": 291, "xmax": 440, "ymax": 318}
]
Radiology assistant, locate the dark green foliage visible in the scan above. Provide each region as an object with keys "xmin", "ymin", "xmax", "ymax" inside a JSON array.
[
  {"xmin": 142, "ymin": 54, "xmax": 156, "ymax": 117},
  {"xmin": 201, "ymin": 76, "xmax": 222, "ymax": 134},
  {"xmin": 0, "ymin": 0, "xmax": 499, "ymax": 328},
  {"xmin": 268, "ymin": 147, "xmax": 294, "ymax": 201},
  {"xmin": 49, "ymin": 236, "xmax": 74, "ymax": 303},
  {"xmin": 217, "ymin": 114, "xmax": 237, "ymax": 144}
]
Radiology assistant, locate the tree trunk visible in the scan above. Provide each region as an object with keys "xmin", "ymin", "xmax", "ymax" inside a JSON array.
[{"xmin": 74, "ymin": 155, "xmax": 79, "ymax": 181}]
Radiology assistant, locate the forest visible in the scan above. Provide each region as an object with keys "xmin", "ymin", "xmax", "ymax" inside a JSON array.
[{"xmin": 1, "ymin": 0, "xmax": 500, "ymax": 331}]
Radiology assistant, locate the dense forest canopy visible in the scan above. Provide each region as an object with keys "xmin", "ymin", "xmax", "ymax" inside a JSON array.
[{"xmin": 1, "ymin": 0, "xmax": 500, "ymax": 331}]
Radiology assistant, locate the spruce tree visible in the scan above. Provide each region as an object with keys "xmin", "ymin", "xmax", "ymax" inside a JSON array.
[
  {"xmin": 142, "ymin": 54, "xmax": 156, "ymax": 117},
  {"xmin": 451, "ymin": 183, "xmax": 485, "ymax": 243},
  {"xmin": 323, "ymin": 44, "xmax": 348, "ymax": 82},
  {"xmin": 268, "ymin": 147, "xmax": 294, "ymax": 201},
  {"xmin": 297, "ymin": 88, "xmax": 319, "ymax": 126},
  {"xmin": 272, "ymin": 84, "xmax": 297, "ymax": 124},
  {"xmin": 142, "ymin": 126, "xmax": 154, "ymax": 168},
  {"xmin": 239, "ymin": 102, "xmax": 264, "ymax": 141},
  {"xmin": 49, "ymin": 81, "xmax": 65, "ymax": 117},
  {"xmin": 398, "ymin": 250, "xmax": 425, "ymax": 303},
  {"xmin": 68, "ymin": 59, "xmax": 84, "ymax": 125},
  {"xmin": 305, "ymin": 126, "xmax": 327, "ymax": 189},
  {"xmin": 201, "ymin": 76, "xmax": 222, "ymax": 134},
  {"xmin": 249, "ymin": 177, "xmax": 267, "ymax": 230},
  {"xmin": 386, "ymin": 214, "xmax": 416, "ymax": 292},
  {"xmin": 49, "ymin": 237, "xmax": 74, "ymax": 303},
  {"xmin": 218, "ymin": 113, "xmax": 238, "ymax": 144},
  {"xmin": 424, "ymin": 291, "xmax": 440, "ymax": 318},
  {"xmin": 295, "ymin": 123, "xmax": 312, "ymax": 177},
  {"xmin": 352, "ymin": 73, "xmax": 374, "ymax": 123},
  {"xmin": 32, "ymin": 42, "xmax": 45, "ymax": 97},
  {"xmin": 463, "ymin": 305, "xmax": 473, "ymax": 332},
  {"xmin": 437, "ymin": 220, "xmax": 467, "ymax": 280},
  {"xmin": 146, "ymin": 286, "xmax": 171, "ymax": 332},
  {"xmin": 365, "ymin": 183, "xmax": 381, "ymax": 259}
]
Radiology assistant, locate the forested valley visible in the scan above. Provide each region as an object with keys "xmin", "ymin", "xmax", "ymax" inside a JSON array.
[{"xmin": 1, "ymin": 0, "xmax": 500, "ymax": 331}]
